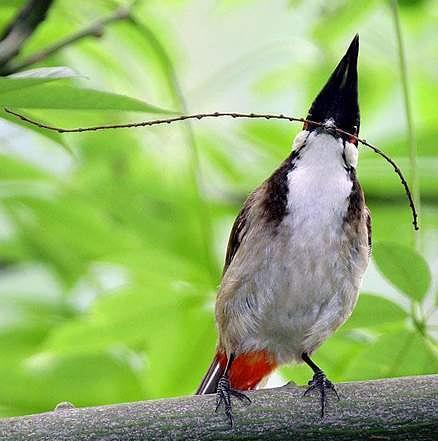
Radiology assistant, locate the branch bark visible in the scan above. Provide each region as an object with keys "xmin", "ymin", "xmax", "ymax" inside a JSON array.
[{"xmin": 0, "ymin": 375, "xmax": 436, "ymax": 440}]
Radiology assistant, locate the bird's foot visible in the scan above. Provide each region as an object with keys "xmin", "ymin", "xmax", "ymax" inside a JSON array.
[
  {"xmin": 215, "ymin": 376, "xmax": 251, "ymax": 427},
  {"xmin": 303, "ymin": 370, "xmax": 339, "ymax": 417}
]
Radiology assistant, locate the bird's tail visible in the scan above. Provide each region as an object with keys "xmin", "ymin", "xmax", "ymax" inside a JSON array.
[{"xmin": 195, "ymin": 350, "xmax": 277, "ymax": 395}]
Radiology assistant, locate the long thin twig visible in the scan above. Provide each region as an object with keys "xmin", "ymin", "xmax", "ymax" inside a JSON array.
[
  {"xmin": 3, "ymin": 109, "xmax": 307, "ymax": 132},
  {"xmin": 3, "ymin": 108, "xmax": 419, "ymax": 231},
  {"xmin": 390, "ymin": 0, "xmax": 420, "ymax": 248}
]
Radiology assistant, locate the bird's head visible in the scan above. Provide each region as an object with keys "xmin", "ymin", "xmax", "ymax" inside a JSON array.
[{"xmin": 304, "ymin": 34, "xmax": 360, "ymax": 143}]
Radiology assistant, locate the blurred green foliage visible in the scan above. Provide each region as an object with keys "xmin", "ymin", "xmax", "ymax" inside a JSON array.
[{"xmin": 0, "ymin": 0, "xmax": 436, "ymax": 418}]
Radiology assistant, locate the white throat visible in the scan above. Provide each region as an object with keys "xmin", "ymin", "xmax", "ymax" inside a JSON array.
[{"xmin": 285, "ymin": 132, "xmax": 355, "ymax": 230}]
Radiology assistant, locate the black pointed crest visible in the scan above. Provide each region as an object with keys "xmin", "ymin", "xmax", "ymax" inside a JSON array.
[{"xmin": 306, "ymin": 34, "xmax": 360, "ymax": 136}]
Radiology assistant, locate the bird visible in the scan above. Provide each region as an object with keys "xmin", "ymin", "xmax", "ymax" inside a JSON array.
[{"xmin": 195, "ymin": 34, "xmax": 371, "ymax": 426}]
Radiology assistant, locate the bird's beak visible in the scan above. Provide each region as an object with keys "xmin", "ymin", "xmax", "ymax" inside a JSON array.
[{"xmin": 306, "ymin": 34, "xmax": 360, "ymax": 137}]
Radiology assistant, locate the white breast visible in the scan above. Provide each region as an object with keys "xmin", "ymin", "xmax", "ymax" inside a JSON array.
[
  {"xmin": 257, "ymin": 133, "xmax": 359, "ymax": 361},
  {"xmin": 285, "ymin": 132, "xmax": 353, "ymax": 234}
]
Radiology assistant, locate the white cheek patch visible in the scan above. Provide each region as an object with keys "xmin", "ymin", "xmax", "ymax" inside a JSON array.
[
  {"xmin": 292, "ymin": 130, "xmax": 309, "ymax": 152},
  {"xmin": 344, "ymin": 141, "xmax": 358, "ymax": 169}
]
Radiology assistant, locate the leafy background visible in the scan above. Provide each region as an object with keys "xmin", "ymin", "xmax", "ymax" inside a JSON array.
[{"xmin": 0, "ymin": 0, "xmax": 436, "ymax": 417}]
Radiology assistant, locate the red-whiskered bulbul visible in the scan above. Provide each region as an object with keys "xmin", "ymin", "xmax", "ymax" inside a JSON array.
[{"xmin": 196, "ymin": 34, "xmax": 371, "ymax": 425}]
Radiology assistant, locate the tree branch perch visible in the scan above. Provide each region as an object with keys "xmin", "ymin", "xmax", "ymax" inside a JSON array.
[{"xmin": 0, "ymin": 375, "xmax": 436, "ymax": 440}]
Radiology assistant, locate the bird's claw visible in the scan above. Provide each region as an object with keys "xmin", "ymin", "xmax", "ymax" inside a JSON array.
[
  {"xmin": 303, "ymin": 370, "xmax": 339, "ymax": 417},
  {"xmin": 215, "ymin": 376, "xmax": 251, "ymax": 427}
]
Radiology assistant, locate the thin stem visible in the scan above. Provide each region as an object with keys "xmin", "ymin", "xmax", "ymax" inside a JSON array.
[
  {"xmin": 1, "ymin": 4, "xmax": 134, "ymax": 75},
  {"xmin": 3, "ymin": 109, "xmax": 306, "ymax": 132},
  {"xmin": 129, "ymin": 16, "xmax": 217, "ymax": 282},
  {"xmin": 4, "ymin": 107, "xmax": 419, "ymax": 231},
  {"xmin": 390, "ymin": 0, "xmax": 420, "ymax": 246},
  {"xmin": 0, "ymin": 0, "xmax": 55, "ymax": 67}
]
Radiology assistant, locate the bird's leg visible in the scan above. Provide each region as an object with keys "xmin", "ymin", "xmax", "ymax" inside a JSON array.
[
  {"xmin": 302, "ymin": 352, "xmax": 339, "ymax": 417},
  {"xmin": 215, "ymin": 353, "xmax": 251, "ymax": 427}
]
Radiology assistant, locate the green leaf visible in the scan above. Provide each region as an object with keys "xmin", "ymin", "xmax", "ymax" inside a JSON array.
[
  {"xmin": 280, "ymin": 334, "xmax": 369, "ymax": 385},
  {"xmin": 344, "ymin": 293, "xmax": 407, "ymax": 330},
  {"xmin": 3, "ymin": 195, "xmax": 137, "ymax": 287},
  {"xmin": 143, "ymin": 306, "xmax": 216, "ymax": 399},
  {"xmin": 313, "ymin": 0, "xmax": 378, "ymax": 43},
  {"xmin": 0, "ymin": 108, "xmax": 70, "ymax": 151},
  {"xmin": 0, "ymin": 351, "xmax": 144, "ymax": 412},
  {"xmin": 45, "ymin": 277, "xmax": 209, "ymax": 355},
  {"xmin": 0, "ymin": 67, "xmax": 79, "ymax": 94},
  {"xmin": 0, "ymin": 1, "xmax": 27, "ymax": 7},
  {"xmin": 344, "ymin": 329, "xmax": 438, "ymax": 380},
  {"xmin": 0, "ymin": 83, "xmax": 173, "ymax": 113},
  {"xmin": 241, "ymin": 120, "xmax": 293, "ymax": 159},
  {"xmin": 373, "ymin": 242, "xmax": 431, "ymax": 302},
  {"xmin": 0, "ymin": 154, "xmax": 50, "ymax": 180},
  {"xmin": 0, "ymin": 324, "xmax": 51, "ymax": 359}
]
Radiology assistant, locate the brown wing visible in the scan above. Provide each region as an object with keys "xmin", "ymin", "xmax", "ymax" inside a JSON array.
[
  {"xmin": 222, "ymin": 153, "xmax": 296, "ymax": 275},
  {"xmin": 222, "ymin": 151, "xmax": 297, "ymax": 275},
  {"xmin": 365, "ymin": 206, "xmax": 372, "ymax": 253},
  {"xmin": 223, "ymin": 191, "xmax": 257, "ymax": 275}
]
